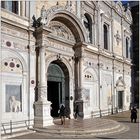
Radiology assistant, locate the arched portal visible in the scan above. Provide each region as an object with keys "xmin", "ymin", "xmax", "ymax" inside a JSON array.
[{"xmin": 47, "ymin": 60, "xmax": 69, "ymax": 118}]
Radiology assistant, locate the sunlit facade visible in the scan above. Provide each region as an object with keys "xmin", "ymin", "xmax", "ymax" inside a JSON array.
[{"xmin": 1, "ymin": 1, "xmax": 132, "ymax": 132}]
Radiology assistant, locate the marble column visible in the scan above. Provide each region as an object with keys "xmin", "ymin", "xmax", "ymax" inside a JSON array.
[
  {"xmin": 78, "ymin": 48, "xmax": 84, "ymax": 100},
  {"xmin": 74, "ymin": 43, "xmax": 85, "ymax": 118},
  {"xmin": 34, "ymin": 45, "xmax": 53, "ymax": 128}
]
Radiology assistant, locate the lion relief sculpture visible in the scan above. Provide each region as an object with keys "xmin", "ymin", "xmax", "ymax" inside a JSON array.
[{"xmin": 9, "ymin": 96, "xmax": 21, "ymax": 112}]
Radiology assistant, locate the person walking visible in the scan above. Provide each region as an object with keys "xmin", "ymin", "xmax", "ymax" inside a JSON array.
[
  {"xmin": 59, "ymin": 104, "xmax": 66, "ymax": 125},
  {"xmin": 130, "ymin": 106, "xmax": 137, "ymax": 123},
  {"xmin": 65, "ymin": 106, "xmax": 71, "ymax": 119},
  {"xmin": 74, "ymin": 104, "xmax": 79, "ymax": 119}
]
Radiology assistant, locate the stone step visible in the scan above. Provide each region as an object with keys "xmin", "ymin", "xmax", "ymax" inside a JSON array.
[{"xmin": 33, "ymin": 118, "xmax": 129, "ymax": 137}]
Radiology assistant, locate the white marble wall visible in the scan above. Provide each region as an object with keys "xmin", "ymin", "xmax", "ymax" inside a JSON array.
[{"xmin": 1, "ymin": 1, "xmax": 132, "ymax": 128}]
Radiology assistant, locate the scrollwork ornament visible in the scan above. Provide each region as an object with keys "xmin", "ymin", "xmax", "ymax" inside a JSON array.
[{"xmin": 38, "ymin": 86, "xmax": 47, "ymax": 102}]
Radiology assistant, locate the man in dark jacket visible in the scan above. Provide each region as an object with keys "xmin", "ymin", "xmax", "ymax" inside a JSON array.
[{"xmin": 131, "ymin": 107, "xmax": 137, "ymax": 123}]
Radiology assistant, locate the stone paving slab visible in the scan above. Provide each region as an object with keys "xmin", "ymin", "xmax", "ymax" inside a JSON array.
[
  {"xmin": 33, "ymin": 117, "xmax": 128, "ymax": 136},
  {"xmin": 2, "ymin": 110, "xmax": 139, "ymax": 139}
]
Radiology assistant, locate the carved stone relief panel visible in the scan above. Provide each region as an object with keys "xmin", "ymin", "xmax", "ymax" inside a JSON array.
[
  {"xmin": 35, "ymin": 105, "xmax": 42, "ymax": 116},
  {"xmin": 124, "ymin": 76, "xmax": 131, "ymax": 102},
  {"xmin": 6, "ymin": 85, "xmax": 22, "ymax": 112},
  {"xmin": 83, "ymin": 88, "xmax": 90, "ymax": 107},
  {"xmin": 48, "ymin": 21, "xmax": 75, "ymax": 42}
]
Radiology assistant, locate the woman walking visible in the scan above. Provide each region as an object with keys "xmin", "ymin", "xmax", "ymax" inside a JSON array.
[{"xmin": 59, "ymin": 104, "xmax": 66, "ymax": 125}]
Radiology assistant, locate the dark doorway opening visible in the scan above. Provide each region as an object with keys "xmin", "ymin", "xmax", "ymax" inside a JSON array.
[
  {"xmin": 47, "ymin": 81, "xmax": 62, "ymax": 117},
  {"xmin": 47, "ymin": 61, "xmax": 70, "ymax": 118},
  {"xmin": 118, "ymin": 91, "xmax": 123, "ymax": 109}
]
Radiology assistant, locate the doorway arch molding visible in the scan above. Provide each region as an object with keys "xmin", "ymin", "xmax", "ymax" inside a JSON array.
[
  {"xmin": 45, "ymin": 54, "xmax": 75, "ymax": 118},
  {"xmin": 45, "ymin": 54, "xmax": 74, "ymax": 81},
  {"xmin": 44, "ymin": 6, "xmax": 88, "ymax": 43}
]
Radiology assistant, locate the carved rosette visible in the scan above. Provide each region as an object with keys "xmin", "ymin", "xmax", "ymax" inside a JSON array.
[{"xmin": 38, "ymin": 86, "xmax": 47, "ymax": 102}]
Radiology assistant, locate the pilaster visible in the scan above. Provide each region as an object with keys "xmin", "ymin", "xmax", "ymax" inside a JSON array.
[{"xmin": 73, "ymin": 42, "xmax": 87, "ymax": 118}]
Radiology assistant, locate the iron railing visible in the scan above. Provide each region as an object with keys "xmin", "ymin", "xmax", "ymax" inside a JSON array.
[{"xmin": 1, "ymin": 119, "xmax": 33, "ymax": 135}]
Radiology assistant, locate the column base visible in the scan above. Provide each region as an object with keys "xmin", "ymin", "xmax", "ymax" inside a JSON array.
[
  {"xmin": 75, "ymin": 100, "xmax": 84, "ymax": 119},
  {"xmin": 34, "ymin": 101, "xmax": 53, "ymax": 128}
]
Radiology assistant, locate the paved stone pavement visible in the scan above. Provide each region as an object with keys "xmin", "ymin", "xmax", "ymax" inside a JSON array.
[
  {"xmin": 99, "ymin": 110, "xmax": 139, "ymax": 139},
  {"xmin": 3, "ymin": 110, "xmax": 139, "ymax": 139}
]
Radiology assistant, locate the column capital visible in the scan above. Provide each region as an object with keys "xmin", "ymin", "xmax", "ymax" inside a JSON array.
[{"xmin": 73, "ymin": 42, "xmax": 87, "ymax": 59}]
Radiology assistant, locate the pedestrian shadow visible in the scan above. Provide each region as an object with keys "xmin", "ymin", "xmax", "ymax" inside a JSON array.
[
  {"xmin": 118, "ymin": 120, "xmax": 139, "ymax": 123},
  {"xmin": 96, "ymin": 136, "xmax": 116, "ymax": 139}
]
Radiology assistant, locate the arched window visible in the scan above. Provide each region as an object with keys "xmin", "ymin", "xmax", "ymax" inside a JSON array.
[
  {"xmin": 126, "ymin": 38, "xmax": 129, "ymax": 58},
  {"xmin": 104, "ymin": 24, "xmax": 108, "ymax": 50},
  {"xmin": 84, "ymin": 13, "xmax": 92, "ymax": 43},
  {"xmin": 1, "ymin": 1, "xmax": 18, "ymax": 14}
]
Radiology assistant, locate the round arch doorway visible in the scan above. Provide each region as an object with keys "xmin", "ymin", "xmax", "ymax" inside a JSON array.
[{"xmin": 47, "ymin": 60, "xmax": 69, "ymax": 118}]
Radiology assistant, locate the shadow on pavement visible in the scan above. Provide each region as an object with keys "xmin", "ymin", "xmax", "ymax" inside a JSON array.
[
  {"xmin": 96, "ymin": 136, "xmax": 116, "ymax": 139},
  {"xmin": 118, "ymin": 121, "xmax": 139, "ymax": 123}
]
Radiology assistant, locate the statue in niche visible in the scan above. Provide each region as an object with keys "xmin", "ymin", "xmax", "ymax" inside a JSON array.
[
  {"xmin": 114, "ymin": 30, "xmax": 121, "ymax": 45},
  {"xmin": 9, "ymin": 96, "xmax": 21, "ymax": 112}
]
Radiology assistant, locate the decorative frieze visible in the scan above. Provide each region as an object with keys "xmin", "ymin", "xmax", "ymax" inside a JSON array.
[
  {"xmin": 46, "ymin": 39, "xmax": 74, "ymax": 54},
  {"xmin": 48, "ymin": 21, "xmax": 75, "ymax": 42}
]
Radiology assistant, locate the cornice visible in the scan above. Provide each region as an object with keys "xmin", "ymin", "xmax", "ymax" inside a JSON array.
[
  {"xmin": 1, "ymin": 17, "xmax": 29, "ymax": 31},
  {"xmin": 47, "ymin": 35, "xmax": 75, "ymax": 47},
  {"xmin": 103, "ymin": 1, "xmax": 112, "ymax": 8},
  {"xmin": 1, "ymin": 9, "xmax": 29, "ymax": 29}
]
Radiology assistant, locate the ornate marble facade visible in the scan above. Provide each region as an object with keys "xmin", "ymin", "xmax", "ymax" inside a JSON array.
[{"xmin": 1, "ymin": 1, "xmax": 132, "ymax": 130}]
